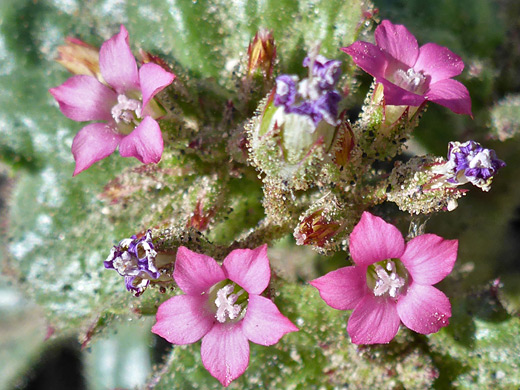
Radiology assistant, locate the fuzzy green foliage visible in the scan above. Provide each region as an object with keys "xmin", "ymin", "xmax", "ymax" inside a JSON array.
[{"xmin": 490, "ymin": 94, "xmax": 520, "ymax": 141}]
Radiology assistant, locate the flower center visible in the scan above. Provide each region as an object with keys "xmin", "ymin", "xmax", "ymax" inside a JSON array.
[
  {"xmin": 366, "ymin": 259, "xmax": 408, "ymax": 298},
  {"xmin": 392, "ymin": 68, "xmax": 427, "ymax": 94},
  {"xmin": 468, "ymin": 149, "xmax": 493, "ymax": 170},
  {"xmin": 112, "ymin": 250, "xmax": 138, "ymax": 275},
  {"xmin": 111, "ymin": 94, "xmax": 142, "ymax": 125},
  {"xmin": 209, "ymin": 281, "xmax": 249, "ymax": 323}
]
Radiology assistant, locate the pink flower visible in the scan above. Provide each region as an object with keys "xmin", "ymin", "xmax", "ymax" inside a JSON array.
[
  {"xmin": 310, "ymin": 212, "xmax": 458, "ymax": 344},
  {"xmin": 49, "ymin": 25, "xmax": 175, "ymax": 176},
  {"xmin": 151, "ymin": 245, "xmax": 298, "ymax": 386},
  {"xmin": 342, "ymin": 20, "xmax": 472, "ymax": 116}
]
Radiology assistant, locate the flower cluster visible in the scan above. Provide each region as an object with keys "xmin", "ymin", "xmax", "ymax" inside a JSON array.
[
  {"xmin": 444, "ymin": 140, "xmax": 506, "ymax": 191},
  {"xmin": 274, "ymin": 54, "xmax": 342, "ymax": 127},
  {"xmin": 50, "ymin": 25, "xmax": 175, "ymax": 175},
  {"xmin": 104, "ymin": 230, "xmax": 160, "ymax": 296},
  {"xmin": 343, "ymin": 20, "xmax": 472, "ymax": 116},
  {"xmin": 311, "ymin": 212, "xmax": 458, "ymax": 344},
  {"xmin": 152, "ymin": 245, "xmax": 298, "ymax": 386},
  {"xmin": 63, "ymin": 20, "xmax": 508, "ymax": 387}
]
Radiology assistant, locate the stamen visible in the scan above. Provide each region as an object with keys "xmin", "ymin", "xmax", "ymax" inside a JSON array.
[
  {"xmin": 112, "ymin": 251, "xmax": 137, "ymax": 275},
  {"xmin": 393, "ymin": 68, "xmax": 426, "ymax": 94},
  {"xmin": 373, "ymin": 260, "xmax": 405, "ymax": 298},
  {"xmin": 111, "ymin": 94, "xmax": 142, "ymax": 124},
  {"xmin": 215, "ymin": 284, "xmax": 245, "ymax": 323}
]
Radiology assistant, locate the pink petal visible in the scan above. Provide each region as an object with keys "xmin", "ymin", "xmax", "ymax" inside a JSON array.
[
  {"xmin": 173, "ymin": 246, "xmax": 226, "ymax": 295},
  {"xmin": 49, "ymin": 75, "xmax": 116, "ymax": 122},
  {"xmin": 151, "ymin": 295, "xmax": 214, "ymax": 344},
  {"xmin": 425, "ymin": 78, "xmax": 472, "ymax": 116},
  {"xmin": 71, "ymin": 122, "xmax": 123, "ymax": 176},
  {"xmin": 375, "ymin": 20, "xmax": 419, "ymax": 68},
  {"xmin": 401, "ymin": 234, "xmax": 458, "ymax": 286},
  {"xmin": 397, "ymin": 283, "xmax": 451, "ymax": 334},
  {"xmin": 347, "ymin": 294, "xmax": 401, "ymax": 344},
  {"xmin": 414, "ymin": 43, "xmax": 464, "ymax": 84},
  {"xmin": 349, "ymin": 212, "xmax": 405, "ymax": 266},
  {"xmin": 99, "ymin": 25, "xmax": 139, "ymax": 94},
  {"xmin": 379, "ymin": 79, "xmax": 427, "ymax": 107},
  {"xmin": 222, "ymin": 245, "xmax": 270, "ymax": 295},
  {"xmin": 139, "ymin": 62, "xmax": 175, "ymax": 109},
  {"xmin": 242, "ymin": 295, "xmax": 298, "ymax": 346},
  {"xmin": 118, "ymin": 116, "xmax": 164, "ymax": 164},
  {"xmin": 341, "ymin": 41, "xmax": 387, "ymax": 79},
  {"xmin": 201, "ymin": 323, "xmax": 250, "ymax": 387},
  {"xmin": 309, "ymin": 266, "xmax": 367, "ymax": 310}
]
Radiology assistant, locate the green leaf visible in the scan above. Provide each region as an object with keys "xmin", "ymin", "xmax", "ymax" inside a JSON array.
[
  {"xmin": 429, "ymin": 290, "xmax": 520, "ymax": 389},
  {"xmin": 490, "ymin": 94, "xmax": 520, "ymax": 141},
  {"xmin": 85, "ymin": 318, "xmax": 154, "ymax": 390},
  {"xmin": 0, "ymin": 278, "xmax": 47, "ymax": 389}
]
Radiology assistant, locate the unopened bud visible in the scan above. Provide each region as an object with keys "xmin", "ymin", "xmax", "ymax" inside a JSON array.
[
  {"xmin": 333, "ymin": 113, "xmax": 355, "ymax": 167},
  {"xmin": 294, "ymin": 210, "xmax": 340, "ymax": 247},
  {"xmin": 247, "ymin": 29, "xmax": 276, "ymax": 79},
  {"xmin": 186, "ymin": 199, "xmax": 216, "ymax": 231},
  {"xmin": 56, "ymin": 37, "xmax": 103, "ymax": 82}
]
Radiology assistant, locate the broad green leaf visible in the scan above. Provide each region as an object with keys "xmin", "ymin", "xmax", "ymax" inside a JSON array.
[
  {"xmin": 0, "ymin": 278, "xmax": 47, "ymax": 389},
  {"xmin": 490, "ymin": 94, "xmax": 520, "ymax": 141},
  {"xmin": 429, "ymin": 290, "xmax": 520, "ymax": 389},
  {"xmin": 85, "ymin": 318, "xmax": 154, "ymax": 390}
]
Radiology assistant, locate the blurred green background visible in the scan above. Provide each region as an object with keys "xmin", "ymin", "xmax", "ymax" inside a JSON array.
[{"xmin": 1, "ymin": 0, "xmax": 520, "ymax": 389}]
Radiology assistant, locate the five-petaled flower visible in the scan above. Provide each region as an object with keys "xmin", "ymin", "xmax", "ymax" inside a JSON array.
[
  {"xmin": 342, "ymin": 20, "xmax": 472, "ymax": 116},
  {"xmin": 310, "ymin": 212, "xmax": 458, "ymax": 344},
  {"xmin": 50, "ymin": 25, "xmax": 175, "ymax": 175},
  {"xmin": 151, "ymin": 245, "xmax": 298, "ymax": 386}
]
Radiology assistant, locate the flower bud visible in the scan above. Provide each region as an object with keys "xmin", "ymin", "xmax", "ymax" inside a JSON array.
[
  {"xmin": 332, "ymin": 112, "xmax": 355, "ymax": 167},
  {"xmin": 186, "ymin": 199, "xmax": 216, "ymax": 231},
  {"xmin": 294, "ymin": 210, "xmax": 341, "ymax": 247},
  {"xmin": 247, "ymin": 29, "xmax": 276, "ymax": 79},
  {"xmin": 56, "ymin": 37, "xmax": 103, "ymax": 82}
]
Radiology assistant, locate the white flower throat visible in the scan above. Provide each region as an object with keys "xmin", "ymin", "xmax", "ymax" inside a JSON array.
[
  {"xmin": 366, "ymin": 259, "xmax": 408, "ymax": 299},
  {"xmin": 214, "ymin": 284, "xmax": 247, "ymax": 323},
  {"xmin": 393, "ymin": 68, "xmax": 427, "ymax": 94},
  {"xmin": 373, "ymin": 260, "xmax": 406, "ymax": 298},
  {"xmin": 111, "ymin": 94, "xmax": 142, "ymax": 124}
]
